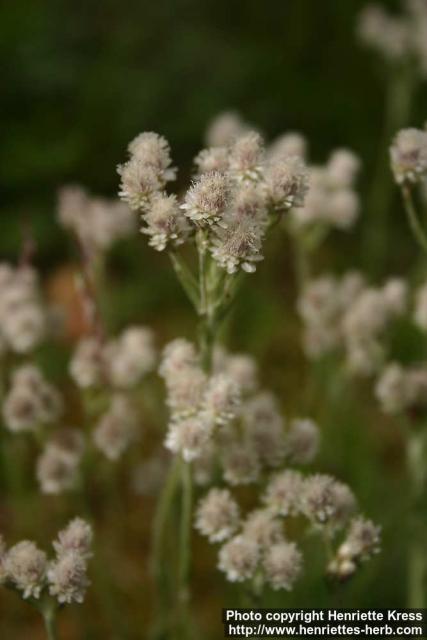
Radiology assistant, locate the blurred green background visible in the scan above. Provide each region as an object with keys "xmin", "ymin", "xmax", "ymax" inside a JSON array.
[{"xmin": 1, "ymin": 0, "xmax": 426, "ymax": 636}]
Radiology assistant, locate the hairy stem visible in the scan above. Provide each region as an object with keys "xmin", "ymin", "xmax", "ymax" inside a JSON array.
[{"xmin": 178, "ymin": 460, "xmax": 193, "ymax": 614}]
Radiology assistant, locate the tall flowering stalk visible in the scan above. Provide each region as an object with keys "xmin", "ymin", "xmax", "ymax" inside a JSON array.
[
  {"xmin": 357, "ymin": 0, "xmax": 427, "ymax": 272},
  {"xmin": 389, "ymin": 122, "xmax": 427, "ymax": 607},
  {"xmin": 117, "ymin": 128, "xmax": 309, "ymax": 631},
  {"xmin": 117, "ymin": 126, "xmax": 380, "ymax": 634}
]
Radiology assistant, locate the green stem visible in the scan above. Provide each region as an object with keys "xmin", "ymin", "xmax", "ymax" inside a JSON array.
[
  {"xmin": 152, "ymin": 456, "xmax": 182, "ymax": 592},
  {"xmin": 170, "ymin": 253, "xmax": 199, "ymax": 309},
  {"xmin": 42, "ymin": 606, "xmax": 58, "ymax": 640},
  {"xmin": 196, "ymin": 230, "xmax": 208, "ymax": 315},
  {"xmin": 401, "ymin": 185, "xmax": 427, "ymax": 256},
  {"xmin": 178, "ymin": 460, "xmax": 193, "ymax": 614},
  {"xmin": 406, "ymin": 431, "xmax": 426, "ymax": 608}
]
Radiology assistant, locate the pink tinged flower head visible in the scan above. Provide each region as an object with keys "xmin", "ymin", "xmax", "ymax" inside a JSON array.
[{"xmin": 181, "ymin": 171, "xmax": 231, "ymax": 226}]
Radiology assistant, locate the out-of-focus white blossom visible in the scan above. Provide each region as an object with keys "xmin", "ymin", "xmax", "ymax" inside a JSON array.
[
  {"xmin": 241, "ymin": 392, "xmax": 285, "ymax": 467},
  {"xmin": 329, "ymin": 516, "xmax": 381, "ymax": 579},
  {"xmin": 228, "ymin": 132, "xmax": 264, "ymax": 182},
  {"xmin": 390, "ymin": 128, "xmax": 427, "ymax": 185},
  {"xmin": 285, "ymin": 418, "xmax": 320, "ymax": 465},
  {"xmin": 241, "ymin": 509, "xmax": 284, "ymax": 549},
  {"xmin": 268, "ymin": 132, "xmax": 307, "ymax": 162},
  {"xmin": 104, "ymin": 326, "xmax": 156, "ymax": 388},
  {"xmin": 93, "ymin": 395, "xmax": 139, "ymax": 460},
  {"xmin": 4, "ymin": 541, "xmax": 47, "ymax": 599},
  {"xmin": 3, "ymin": 365, "xmax": 62, "ymax": 433},
  {"xmin": 165, "ymin": 413, "xmax": 213, "ymax": 462},
  {"xmin": 205, "ymin": 111, "xmax": 250, "ymax": 147},
  {"xmin": 202, "ymin": 374, "xmax": 240, "ymax": 426},
  {"xmin": 194, "ymin": 147, "xmax": 230, "ymax": 175},
  {"xmin": 222, "ymin": 441, "xmax": 260, "ymax": 486},
  {"xmin": 53, "ymin": 518, "xmax": 93, "ymax": 560},
  {"xmin": 58, "ymin": 186, "xmax": 135, "ymax": 251},
  {"xmin": 265, "ymin": 156, "xmax": 310, "ymax": 212},
  {"xmin": 195, "ymin": 488, "xmax": 240, "ymax": 543},
  {"xmin": 357, "ymin": 5, "xmax": 411, "ymax": 61},
  {"xmin": 263, "ymin": 541, "xmax": 303, "ymax": 591},
  {"xmin": 36, "ymin": 439, "xmax": 81, "ymax": 495},
  {"xmin": 262, "ymin": 470, "xmax": 304, "ymax": 517},
  {"xmin": 70, "ymin": 337, "xmax": 104, "ymax": 388},
  {"xmin": 218, "ymin": 535, "xmax": 259, "ymax": 583},
  {"xmin": 301, "ymin": 475, "xmax": 356, "ymax": 530},
  {"xmin": 0, "ymin": 264, "xmax": 48, "ymax": 354},
  {"xmin": 48, "ymin": 552, "xmax": 89, "ymax": 604}
]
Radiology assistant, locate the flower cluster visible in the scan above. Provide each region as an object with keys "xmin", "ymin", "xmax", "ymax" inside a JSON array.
[
  {"xmin": 160, "ymin": 339, "xmax": 320, "ymax": 481},
  {"xmin": 328, "ymin": 517, "xmax": 381, "ymax": 579},
  {"xmin": 289, "ymin": 149, "xmax": 360, "ymax": 232},
  {"xmin": 298, "ymin": 273, "xmax": 408, "ymax": 375},
  {"xmin": 390, "ymin": 127, "xmax": 427, "ymax": 185},
  {"xmin": 58, "ymin": 185, "xmax": 135, "ymax": 252},
  {"xmin": 93, "ymin": 394, "xmax": 139, "ymax": 460},
  {"xmin": 37, "ymin": 429, "xmax": 84, "ymax": 494},
  {"xmin": 118, "ymin": 128, "xmax": 310, "ymax": 275},
  {"xmin": 357, "ymin": 1, "xmax": 427, "ymax": 74},
  {"xmin": 375, "ymin": 362, "xmax": 427, "ymax": 415},
  {"xmin": 196, "ymin": 465, "xmax": 379, "ymax": 589},
  {"xmin": 70, "ymin": 325, "xmax": 156, "ymax": 389},
  {"xmin": 0, "ymin": 518, "xmax": 92, "ymax": 605},
  {"xmin": 2, "ymin": 365, "xmax": 63, "ymax": 433},
  {"xmin": 0, "ymin": 264, "xmax": 49, "ymax": 355}
]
